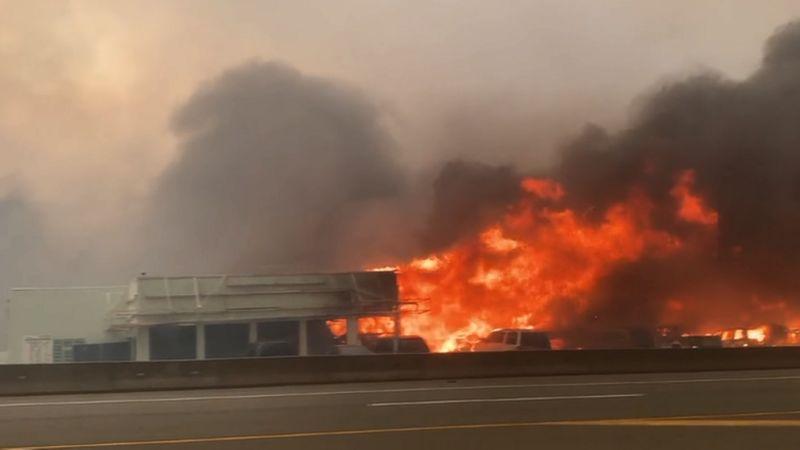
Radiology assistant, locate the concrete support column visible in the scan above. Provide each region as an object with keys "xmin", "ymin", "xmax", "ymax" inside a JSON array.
[
  {"xmin": 196, "ymin": 324, "xmax": 206, "ymax": 360},
  {"xmin": 135, "ymin": 326, "xmax": 150, "ymax": 361},
  {"xmin": 346, "ymin": 317, "xmax": 359, "ymax": 345},
  {"xmin": 248, "ymin": 322, "xmax": 258, "ymax": 344},
  {"xmin": 393, "ymin": 310, "xmax": 402, "ymax": 353},
  {"xmin": 298, "ymin": 320, "xmax": 308, "ymax": 356}
]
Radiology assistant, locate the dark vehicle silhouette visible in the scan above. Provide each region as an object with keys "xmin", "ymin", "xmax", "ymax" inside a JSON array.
[
  {"xmin": 679, "ymin": 335, "xmax": 723, "ymax": 349},
  {"xmin": 367, "ymin": 336, "xmax": 430, "ymax": 353}
]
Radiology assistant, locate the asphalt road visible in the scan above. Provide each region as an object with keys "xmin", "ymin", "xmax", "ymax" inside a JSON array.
[{"xmin": 3, "ymin": 368, "xmax": 800, "ymax": 449}]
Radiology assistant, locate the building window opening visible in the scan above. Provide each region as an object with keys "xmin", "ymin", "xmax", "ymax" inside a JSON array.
[
  {"xmin": 149, "ymin": 324, "xmax": 197, "ymax": 360},
  {"xmin": 205, "ymin": 323, "xmax": 249, "ymax": 359},
  {"xmin": 251, "ymin": 321, "xmax": 299, "ymax": 357}
]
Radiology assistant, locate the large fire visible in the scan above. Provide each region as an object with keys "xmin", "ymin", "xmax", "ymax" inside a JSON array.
[
  {"xmin": 353, "ymin": 22, "xmax": 800, "ymax": 351},
  {"xmin": 373, "ymin": 170, "xmax": 728, "ymax": 351}
]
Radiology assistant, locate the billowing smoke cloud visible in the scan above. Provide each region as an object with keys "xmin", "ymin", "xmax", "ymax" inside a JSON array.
[
  {"xmin": 411, "ymin": 20, "xmax": 800, "ymax": 333},
  {"xmin": 143, "ymin": 61, "xmax": 410, "ymax": 273},
  {"xmin": 556, "ymin": 20, "xmax": 800, "ymax": 329}
]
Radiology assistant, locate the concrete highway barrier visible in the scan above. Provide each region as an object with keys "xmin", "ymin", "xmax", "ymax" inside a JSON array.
[{"xmin": 2, "ymin": 347, "xmax": 800, "ymax": 396}]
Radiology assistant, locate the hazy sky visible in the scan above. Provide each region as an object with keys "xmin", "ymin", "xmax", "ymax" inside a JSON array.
[{"xmin": 2, "ymin": 0, "xmax": 800, "ymax": 274}]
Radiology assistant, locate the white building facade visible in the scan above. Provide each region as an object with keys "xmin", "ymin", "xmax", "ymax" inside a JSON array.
[{"xmin": 6, "ymin": 271, "xmax": 400, "ymax": 363}]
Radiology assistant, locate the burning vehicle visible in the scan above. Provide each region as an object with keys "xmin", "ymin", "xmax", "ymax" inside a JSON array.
[{"xmin": 720, "ymin": 325, "xmax": 788, "ymax": 347}]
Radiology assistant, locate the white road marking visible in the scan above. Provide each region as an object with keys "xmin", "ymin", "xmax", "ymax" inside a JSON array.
[
  {"xmin": 369, "ymin": 393, "xmax": 645, "ymax": 407},
  {"xmin": 0, "ymin": 373, "xmax": 797, "ymax": 409}
]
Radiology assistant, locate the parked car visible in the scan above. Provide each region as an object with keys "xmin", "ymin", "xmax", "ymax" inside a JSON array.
[
  {"xmin": 335, "ymin": 344, "xmax": 374, "ymax": 355},
  {"xmin": 678, "ymin": 335, "xmax": 723, "ymax": 349},
  {"xmin": 474, "ymin": 329, "xmax": 551, "ymax": 352},
  {"xmin": 367, "ymin": 336, "xmax": 430, "ymax": 354},
  {"xmin": 552, "ymin": 327, "xmax": 655, "ymax": 350}
]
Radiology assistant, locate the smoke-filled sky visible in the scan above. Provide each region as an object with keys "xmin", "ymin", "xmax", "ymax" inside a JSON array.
[{"xmin": 3, "ymin": 1, "xmax": 800, "ymax": 296}]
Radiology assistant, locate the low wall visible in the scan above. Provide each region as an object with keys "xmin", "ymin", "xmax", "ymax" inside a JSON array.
[{"xmin": 2, "ymin": 347, "xmax": 800, "ymax": 396}]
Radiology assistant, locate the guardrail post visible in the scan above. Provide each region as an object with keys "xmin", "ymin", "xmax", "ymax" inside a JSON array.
[{"xmin": 346, "ymin": 317, "xmax": 359, "ymax": 345}]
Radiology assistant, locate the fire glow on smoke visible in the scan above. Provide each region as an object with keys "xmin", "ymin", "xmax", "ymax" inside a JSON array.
[{"xmin": 372, "ymin": 171, "xmax": 727, "ymax": 352}]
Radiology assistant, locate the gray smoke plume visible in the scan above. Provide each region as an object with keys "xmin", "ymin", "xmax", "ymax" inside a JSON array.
[
  {"xmin": 0, "ymin": 191, "xmax": 53, "ymax": 347},
  {"xmin": 143, "ymin": 61, "xmax": 409, "ymax": 273},
  {"xmin": 0, "ymin": 192, "xmax": 49, "ymax": 289}
]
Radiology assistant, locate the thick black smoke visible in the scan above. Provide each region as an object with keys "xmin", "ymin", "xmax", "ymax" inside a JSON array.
[
  {"xmin": 423, "ymin": 160, "xmax": 522, "ymax": 251},
  {"xmin": 144, "ymin": 61, "xmax": 409, "ymax": 273},
  {"xmin": 556, "ymin": 21, "xmax": 800, "ymax": 329},
  {"xmin": 416, "ymin": 20, "xmax": 800, "ymax": 332}
]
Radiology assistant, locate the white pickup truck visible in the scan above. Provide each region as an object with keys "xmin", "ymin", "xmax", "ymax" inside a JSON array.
[{"xmin": 474, "ymin": 328, "xmax": 552, "ymax": 352}]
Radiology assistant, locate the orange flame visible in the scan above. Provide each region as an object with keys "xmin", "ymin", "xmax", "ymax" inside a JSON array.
[
  {"xmin": 363, "ymin": 171, "xmax": 742, "ymax": 352},
  {"xmin": 746, "ymin": 326, "xmax": 767, "ymax": 343},
  {"xmin": 671, "ymin": 170, "xmax": 718, "ymax": 226},
  {"xmin": 378, "ymin": 176, "xmax": 704, "ymax": 351}
]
